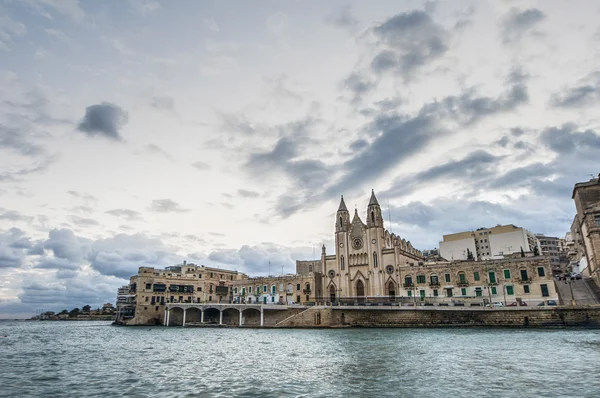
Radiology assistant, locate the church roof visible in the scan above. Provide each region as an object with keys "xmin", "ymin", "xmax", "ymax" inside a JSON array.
[
  {"xmin": 352, "ymin": 208, "xmax": 365, "ymax": 226},
  {"xmin": 337, "ymin": 195, "xmax": 348, "ymax": 212},
  {"xmin": 368, "ymin": 189, "xmax": 380, "ymax": 206}
]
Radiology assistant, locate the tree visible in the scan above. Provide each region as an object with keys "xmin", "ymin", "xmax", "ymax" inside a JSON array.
[
  {"xmin": 82, "ymin": 305, "xmax": 91, "ymax": 313},
  {"xmin": 59, "ymin": 309, "xmax": 68, "ymax": 315},
  {"xmin": 520, "ymin": 247, "xmax": 525, "ymax": 258},
  {"xmin": 467, "ymin": 248, "xmax": 474, "ymax": 261},
  {"xmin": 533, "ymin": 246, "xmax": 540, "ymax": 256},
  {"xmin": 69, "ymin": 308, "xmax": 80, "ymax": 317}
]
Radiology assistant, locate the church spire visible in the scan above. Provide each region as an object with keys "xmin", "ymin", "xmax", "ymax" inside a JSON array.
[
  {"xmin": 337, "ymin": 195, "xmax": 348, "ymax": 212},
  {"xmin": 368, "ymin": 189, "xmax": 379, "ymax": 206}
]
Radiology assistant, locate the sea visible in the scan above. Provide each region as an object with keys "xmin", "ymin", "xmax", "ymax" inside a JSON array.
[{"xmin": 1, "ymin": 320, "xmax": 600, "ymax": 397}]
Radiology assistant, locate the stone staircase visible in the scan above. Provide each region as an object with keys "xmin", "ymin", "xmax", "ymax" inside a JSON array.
[{"xmin": 275, "ymin": 306, "xmax": 319, "ymax": 327}]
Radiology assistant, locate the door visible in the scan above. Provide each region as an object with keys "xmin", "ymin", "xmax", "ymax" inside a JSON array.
[
  {"xmin": 541, "ymin": 284, "xmax": 549, "ymax": 297},
  {"xmin": 388, "ymin": 281, "xmax": 395, "ymax": 300},
  {"xmin": 356, "ymin": 280, "xmax": 365, "ymax": 302},
  {"xmin": 329, "ymin": 285, "xmax": 336, "ymax": 303}
]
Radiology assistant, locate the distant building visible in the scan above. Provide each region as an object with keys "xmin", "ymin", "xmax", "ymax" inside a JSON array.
[
  {"xmin": 439, "ymin": 224, "xmax": 538, "ymax": 261},
  {"xmin": 535, "ymin": 234, "xmax": 567, "ymax": 272},
  {"xmin": 572, "ymin": 174, "xmax": 600, "ymax": 282}
]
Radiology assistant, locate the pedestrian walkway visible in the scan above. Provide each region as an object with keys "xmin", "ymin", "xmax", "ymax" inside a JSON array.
[{"xmin": 555, "ymin": 279, "xmax": 598, "ymax": 305}]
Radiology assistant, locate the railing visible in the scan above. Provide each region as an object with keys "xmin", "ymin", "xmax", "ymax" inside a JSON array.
[
  {"xmin": 429, "ymin": 282, "xmax": 440, "ymax": 287},
  {"xmin": 303, "ymin": 289, "xmax": 311, "ymax": 294},
  {"xmin": 457, "ymin": 281, "xmax": 469, "ymax": 287},
  {"xmin": 403, "ymin": 283, "xmax": 414, "ymax": 288},
  {"xmin": 518, "ymin": 278, "xmax": 530, "ymax": 283}
]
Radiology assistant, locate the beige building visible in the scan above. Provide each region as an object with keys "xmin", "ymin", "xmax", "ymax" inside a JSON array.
[
  {"xmin": 115, "ymin": 261, "xmax": 247, "ymax": 325},
  {"xmin": 572, "ymin": 175, "xmax": 600, "ymax": 282},
  {"xmin": 440, "ymin": 224, "xmax": 539, "ymax": 261},
  {"xmin": 229, "ymin": 274, "xmax": 317, "ymax": 305}
]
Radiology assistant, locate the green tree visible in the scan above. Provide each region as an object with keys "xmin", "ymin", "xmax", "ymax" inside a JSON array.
[
  {"xmin": 59, "ymin": 309, "xmax": 68, "ymax": 315},
  {"xmin": 82, "ymin": 305, "xmax": 91, "ymax": 313},
  {"xmin": 520, "ymin": 247, "xmax": 525, "ymax": 257},
  {"xmin": 533, "ymin": 246, "xmax": 540, "ymax": 256},
  {"xmin": 69, "ymin": 308, "xmax": 80, "ymax": 317}
]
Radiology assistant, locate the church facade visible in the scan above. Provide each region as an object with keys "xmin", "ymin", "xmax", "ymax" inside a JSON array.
[{"xmin": 320, "ymin": 191, "xmax": 423, "ymax": 302}]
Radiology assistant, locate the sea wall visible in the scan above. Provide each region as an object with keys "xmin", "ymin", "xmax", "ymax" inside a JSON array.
[{"xmin": 272, "ymin": 306, "xmax": 600, "ymax": 328}]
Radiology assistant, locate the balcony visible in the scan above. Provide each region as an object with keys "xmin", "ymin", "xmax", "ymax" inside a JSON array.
[
  {"xmin": 403, "ymin": 283, "xmax": 414, "ymax": 288},
  {"xmin": 303, "ymin": 289, "xmax": 311, "ymax": 294},
  {"xmin": 457, "ymin": 281, "xmax": 469, "ymax": 287},
  {"xmin": 518, "ymin": 278, "xmax": 530, "ymax": 283},
  {"xmin": 429, "ymin": 282, "xmax": 440, "ymax": 288}
]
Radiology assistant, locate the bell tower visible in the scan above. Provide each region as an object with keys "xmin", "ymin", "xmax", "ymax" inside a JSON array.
[
  {"xmin": 366, "ymin": 190, "xmax": 383, "ymax": 229},
  {"xmin": 336, "ymin": 195, "xmax": 350, "ymax": 232}
]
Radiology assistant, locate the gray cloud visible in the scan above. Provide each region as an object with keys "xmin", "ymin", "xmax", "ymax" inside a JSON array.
[
  {"xmin": 77, "ymin": 102, "xmax": 128, "ymax": 140},
  {"xmin": 0, "ymin": 125, "xmax": 45, "ymax": 156},
  {"xmin": 540, "ymin": 124, "xmax": 600, "ymax": 155},
  {"xmin": 208, "ymin": 243, "xmax": 310, "ymax": 275},
  {"xmin": 150, "ymin": 95, "xmax": 174, "ymax": 110},
  {"xmin": 0, "ymin": 228, "xmax": 31, "ymax": 268},
  {"xmin": 105, "ymin": 208, "xmax": 141, "ymax": 221},
  {"xmin": 68, "ymin": 215, "xmax": 100, "ymax": 227},
  {"xmin": 501, "ymin": 8, "xmax": 545, "ymax": 44},
  {"xmin": 550, "ymin": 72, "xmax": 600, "ymax": 108},
  {"xmin": 0, "ymin": 155, "xmax": 58, "ymax": 182},
  {"xmin": 148, "ymin": 199, "xmax": 190, "ymax": 213},
  {"xmin": 371, "ymin": 10, "xmax": 449, "ymax": 77},
  {"xmin": 43, "ymin": 228, "xmax": 89, "ymax": 263},
  {"xmin": 191, "ymin": 161, "xmax": 211, "ymax": 171},
  {"xmin": 342, "ymin": 72, "xmax": 376, "ymax": 103},
  {"xmin": 326, "ymin": 5, "xmax": 358, "ymax": 31},
  {"xmin": 0, "ymin": 208, "xmax": 34, "ymax": 223},
  {"xmin": 238, "ymin": 189, "xmax": 260, "ymax": 198}
]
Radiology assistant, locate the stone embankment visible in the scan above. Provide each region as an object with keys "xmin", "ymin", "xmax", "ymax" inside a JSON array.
[{"xmin": 271, "ymin": 306, "xmax": 600, "ymax": 328}]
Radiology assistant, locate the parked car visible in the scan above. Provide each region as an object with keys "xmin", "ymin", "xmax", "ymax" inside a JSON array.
[
  {"xmin": 484, "ymin": 302, "xmax": 505, "ymax": 308},
  {"xmin": 571, "ymin": 273, "xmax": 582, "ymax": 280},
  {"xmin": 537, "ymin": 300, "xmax": 558, "ymax": 306},
  {"xmin": 508, "ymin": 301, "xmax": 528, "ymax": 306}
]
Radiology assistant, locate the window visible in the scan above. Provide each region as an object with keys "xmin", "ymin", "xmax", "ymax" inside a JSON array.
[
  {"xmin": 541, "ymin": 284, "xmax": 549, "ymax": 297},
  {"xmin": 296, "ymin": 284, "xmax": 300, "ymax": 291},
  {"xmin": 145, "ymin": 296, "xmax": 149, "ymax": 302},
  {"xmin": 306, "ymin": 295, "xmax": 309, "ymax": 301},
  {"xmin": 474, "ymin": 272, "xmax": 480, "ymax": 281},
  {"xmin": 271, "ymin": 297, "xmax": 275, "ymax": 303},
  {"xmin": 504, "ymin": 269, "xmax": 511, "ymax": 279},
  {"xmin": 430, "ymin": 275, "xmax": 439, "ymax": 285},
  {"xmin": 271, "ymin": 285, "xmax": 276, "ymax": 295},
  {"xmin": 263, "ymin": 285, "xmax": 267, "ymax": 293},
  {"xmin": 461, "ymin": 288, "xmax": 467, "ymax": 296},
  {"xmin": 408, "ymin": 290, "xmax": 412, "ymax": 297},
  {"xmin": 249, "ymin": 286, "xmax": 253, "ymax": 293},
  {"xmin": 373, "ymin": 252, "xmax": 378, "ymax": 267},
  {"xmin": 241, "ymin": 288, "xmax": 245, "ymax": 295},
  {"xmin": 296, "ymin": 295, "xmax": 300, "ymax": 303},
  {"xmin": 404, "ymin": 276, "xmax": 413, "ymax": 286},
  {"xmin": 433, "ymin": 289, "xmax": 438, "ymax": 297},
  {"xmin": 506, "ymin": 286, "xmax": 514, "ymax": 295},
  {"xmin": 234, "ymin": 287, "xmax": 238, "ymax": 294},
  {"xmin": 209, "ymin": 296, "xmax": 212, "ymax": 301},
  {"xmin": 446, "ymin": 288, "xmax": 453, "ymax": 297},
  {"xmin": 475, "ymin": 287, "xmax": 482, "ymax": 297},
  {"xmin": 520, "ymin": 269, "xmax": 528, "ymax": 281},
  {"xmin": 491, "ymin": 287, "xmax": 497, "ymax": 295},
  {"xmin": 444, "ymin": 273, "xmax": 451, "ymax": 283},
  {"xmin": 416, "ymin": 274, "xmax": 426, "ymax": 284},
  {"xmin": 210, "ymin": 272, "xmax": 214, "ymax": 278},
  {"xmin": 524, "ymin": 285, "xmax": 530, "ymax": 294},
  {"xmin": 145, "ymin": 283, "xmax": 152, "ymax": 290},
  {"xmin": 459, "ymin": 273, "xmax": 466, "ymax": 283},
  {"xmin": 341, "ymin": 256, "xmax": 345, "ymax": 270},
  {"xmin": 595, "ymin": 215, "xmax": 600, "ymax": 226},
  {"xmin": 309, "ymin": 265, "xmax": 313, "ymax": 272},
  {"xmin": 537, "ymin": 267, "xmax": 545, "ymax": 277}
]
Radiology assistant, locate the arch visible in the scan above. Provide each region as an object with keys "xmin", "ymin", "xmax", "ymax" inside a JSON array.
[
  {"xmin": 371, "ymin": 211, "xmax": 375, "ymax": 223},
  {"xmin": 329, "ymin": 284, "xmax": 336, "ymax": 303},
  {"xmin": 404, "ymin": 275, "xmax": 413, "ymax": 287},
  {"xmin": 309, "ymin": 264, "xmax": 313, "ymax": 272},
  {"xmin": 339, "ymin": 216, "xmax": 343, "ymax": 227},
  {"xmin": 387, "ymin": 280, "xmax": 396, "ymax": 299},
  {"xmin": 186, "ymin": 307, "xmax": 202, "ymax": 323},
  {"xmin": 241, "ymin": 308, "xmax": 261, "ymax": 326},
  {"xmin": 356, "ymin": 279, "xmax": 365, "ymax": 302},
  {"xmin": 373, "ymin": 252, "xmax": 378, "ymax": 267},
  {"xmin": 340, "ymin": 255, "xmax": 345, "ymax": 270},
  {"xmin": 222, "ymin": 308, "xmax": 240, "ymax": 326},
  {"xmin": 203, "ymin": 308, "xmax": 220, "ymax": 324},
  {"xmin": 168, "ymin": 307, "xmax": 184, "ymax": 326}
]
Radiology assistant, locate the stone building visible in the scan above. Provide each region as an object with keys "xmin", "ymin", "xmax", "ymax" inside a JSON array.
[
  {"xmin": 115, "ymin": 261, "xmax": 247, "ymax": 325},
  {"xmin": 572, "ymin": 174, "xmax": 600, "ymax": 282},
  {"xmin": 229, "ymin": 274, "xmax": 317, "ymax": 305}
]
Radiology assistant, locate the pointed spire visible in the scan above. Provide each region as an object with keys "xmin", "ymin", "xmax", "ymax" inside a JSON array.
[
  {"xmin": 337, "ymin": 195, "xmax": 348, "ymax": 212},
  {"xmin": 368, "ymin": 189, "xmax": 380, "ymax": 206}
]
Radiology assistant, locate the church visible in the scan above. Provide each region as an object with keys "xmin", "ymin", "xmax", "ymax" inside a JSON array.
[{"xmin": 320, "ymin": 190, "xmax": 424, "ymax": 302}]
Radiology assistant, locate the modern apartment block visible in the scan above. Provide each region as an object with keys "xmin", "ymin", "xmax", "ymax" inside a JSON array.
[
  {"xmin": 440, "ymin": 225, "xmax": 539, "ymax": 261},
  {"xmin": 535, "ymin": 234, "xmax": 567, "ymax": 269},
  {"xmin": 571, "ymin": 174, "xmax": 600, "ymax": 282}
]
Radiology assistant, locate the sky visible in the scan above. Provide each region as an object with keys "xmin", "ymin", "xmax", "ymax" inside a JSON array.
[{"xmin": 1, "ymin": 0, "xmax": 600, "ymax": 318}]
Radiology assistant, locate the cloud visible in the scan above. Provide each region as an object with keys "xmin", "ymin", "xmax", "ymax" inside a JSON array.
[
  {"xmin": 0, "ymin": 7, "xmax": 27, "ymax": 51},
  {"xmin": 142, "ymin": 144, "xmax": 172, "ymax": 160},
  {"xmin": 43, "ymin": 228, "xmax": 89, "ymax": 263},
  {"xmin": 370, "ymin": 10, "xmax": 450, "ymax": 77},
  {"xmin": 0, "ymin": 155, "xmax": 58, "ymax": 182},
  {"xmin": 68, "ymin": 215, "xmax": 100, "ymax": 227},
  {"xmin": 501, "ymin": 8, "xmax": 545, "ymax": 44},
  {"xmin": 326, "ymin": 5, "xmax": 358, "ymax": 31},
  {"xmin": 237, "ymin": 189, "xmax": 260, "ymax": 198},
  {"xmin": 148, "ymin": 199, "xmax": 191, "ymax": 213},
  {"xmin": 342, "ymin": 72, "xmax": 376, "ymax": 103},
  {"xmin": 0, "ymin": 126, "xmax": 45, "ymax": 155},
  {"xmin": 105, "ymin": 208, "xmax": 141, "ymax": 221},
  {"xmin": 27, "ymin": 0, "xmax": 86, "ymax": 23},
  {"xmin": 208, "ymin": 243, "xmax": 308, "ymax": 275},
  {"xmin": 150, "ymin": 95, "xmax": 175, "ymax": 110},
  {"xmin": 539, "ymin": 124, "xmax": 600, "ymax": 155},
  {"xmin": 0, "ymin": 208, "xmax": 34, "ymax": 223},
  {"xmin": 77, "ymin": 102, "xmax": 129, "ymax": 140},
  {"xmin": 0, "ymin": 228, "xmax": 32, "ymax": 268},
  {"xmin": 203, "ymin": 17, "xmax": 220, "ymax": 32},
  {"xmin": 128, "ymin": 0, "xmax": 160, "ymax": 15},
  {"xmin": 550, "ymin": 72, "xmax": 600, "ymax": 108},
  {"xmin": 67, "ymin": 191, "xmax": 97, "ymax": 201},
  {"xmin": 191, "ymin": 161, "xmax": 211, "ymax": 171}
]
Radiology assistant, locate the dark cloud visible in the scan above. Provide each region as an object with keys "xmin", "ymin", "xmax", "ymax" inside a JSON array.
[
  {"xmin": 77, "ymin": 102, "xmax": 128, "ymax": 140},
  {"xmin": 191, "ymin": 161, "xmax": 211, "ymax": 171},
  {"xmin": 148, "ymin": 199, "xmax": 190, "ymax": 213},
  {"xmin": 540, "ymin": 124, "xmax": 600, "ymax": 155},
  {"xmin": 383, "ymin": 150, "xmax": 501, "ymax": 198},
  {"xmin": 0, "ymin": 228, "xmax": 31, "ymax": 268},
  {"xmin": 34, "ymin": 256, "xmax": 80, "ymax": 270},
  {"xmin": 237, "ymin": 189, "xmax": 260, "ymax": 198},
  {"xmin": 0, "ymin": 125, "xmax": 45, "ymax": 156},
  {"xmin": 0, "ymin": 208, "xmax": 34, "ymax": 222},
  {"xmin": 371, "ymin": 10, "xmax": 449, "ymax": 77},
  {"xmin": 511, "ymin": 127, "xmax": 525, "ymax": 137},
  {"xmin": 342, "ymin": 72, "xmax": 376, "ymax": 103},
  {"xmin": 326, "ymin": 5, "xmax": 358, "ymax": 31},
  {"xmin": 501, "ymin": 8, "xmax": 545, "ymax": 44},
  {"xmin": 105, "ymin": 208, "xmax": 141, "ymax": 221},
  {"xmin": 43, "ymin": 228, "xmax": 89, "ymax": 263},
  {"xmin": 550, "ymin": 72, "xmax": 600, "ymax": 108},
  {"xmin": 349, "ymin": 139, "xmax": 368, "ymax": 151}
]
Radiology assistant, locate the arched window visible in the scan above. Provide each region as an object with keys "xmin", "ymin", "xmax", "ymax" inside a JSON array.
[
  {"xmin": 309, "ymin": 264, "xmax": 313, "ymax": 272},
  {"xmin": 271, "ymin": 285, "xmax": 276, "ymax": 295},
  {"xmin": 404, "ymin": 276, "xmax": 413, "ymax": 287},
  {"xmin": 341, "ymin": 255, "xmax": 345, "ymax": 270},
  {"xmin": 373, "ymin": 252, "xmax": 378, "ymax": 267},
  {"xmin": 339, "ymin": 216, "xmax": 343, "ymax": 227},
  {"xmin": 371, "ymin": 211, "xmax": 375, "ymax": 223}
]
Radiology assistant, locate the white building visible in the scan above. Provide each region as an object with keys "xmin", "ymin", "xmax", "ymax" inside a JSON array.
[{"xmin": 440, "ymin": 225, "xmax": 539, "ymax": 261}]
